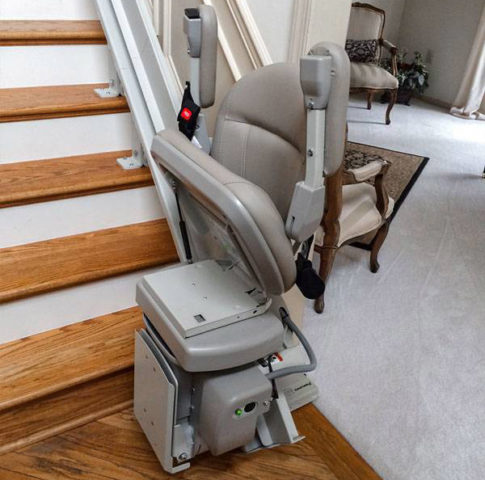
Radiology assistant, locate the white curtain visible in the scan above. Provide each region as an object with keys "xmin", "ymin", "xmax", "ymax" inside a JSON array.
[{"xmin": 450, "ymin": 4, "xmax": 485, "ymax": 120}]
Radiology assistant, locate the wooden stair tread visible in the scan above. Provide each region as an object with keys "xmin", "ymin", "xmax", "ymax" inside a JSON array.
[
  {"xmin": 0, "ymin": 307, "xmax": 142, "ymax": 412},
  {"xmin": 0, "ymin": 219, "xmax": 178, "ymax": 304},
  {"xmin": 0, "ymin": 369, "xmax": 134, "ymax": 455},
  {"xmin": 0, "ymin": 84, "xmax": 130, "ymax": 123},
  {"xmin": 0, "ymin": 405, "xmax": 382, "ymax": 479},
  {"xmin": 0, "ymin": 151, "xmax": 154, "ymax": 208},
  {"xmin": 0, "ymin": 20, "xmax": 106, "ymax": 45}
]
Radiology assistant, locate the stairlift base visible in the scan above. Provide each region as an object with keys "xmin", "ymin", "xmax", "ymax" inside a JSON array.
[
  {"xmin": 135, "ymin": 326, "xmax": 318, "ymax": 474},
  {"xmin": 134, "ymin": 260, "xmax": 318, "ymax": 474}
]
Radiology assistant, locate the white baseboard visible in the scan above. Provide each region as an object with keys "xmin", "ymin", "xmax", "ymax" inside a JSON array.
[{"xmin": 419, "ymin": 95, "xmax": 452, "ymax": 110}]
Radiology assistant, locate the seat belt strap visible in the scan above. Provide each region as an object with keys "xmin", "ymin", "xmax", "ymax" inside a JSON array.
[{"xmin": 177, "ymin": 82, "xmax": 201, "ymax": 140}]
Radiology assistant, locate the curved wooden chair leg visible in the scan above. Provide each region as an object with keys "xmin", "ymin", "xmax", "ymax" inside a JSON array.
[
  {"xmin": 314, "ymin": 246, "xmax": 337, "ymax": 314},
  {"xmin": 367, "ymin": 91, "xmax": 374, "ymax": 110},
  {"xmin": 385, "ymin": 89, "xmax": 398, "ymax": 125},
  {"xmin": 370, "ymin": 222, "xmax": 390, "ymax": 273}
]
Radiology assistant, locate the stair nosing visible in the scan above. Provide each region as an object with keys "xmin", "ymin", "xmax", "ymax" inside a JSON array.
[
  {"xmin": 0, "ymin": 83, "xmax": 130, "ymax": 123},
  {"xmin": 0, "ymin": 20, "xmax": 106, "ymax": 46},
  {"xmin": 0, "ymin": 151, "xmax": 154, "ymax": 209},
  {"xmin": 0, "ymin": 307, "xmax": 143, "ymax": 413},
  {"xmin": 0, "ymin": 219, "xmax": 178, "ymax": 304}
]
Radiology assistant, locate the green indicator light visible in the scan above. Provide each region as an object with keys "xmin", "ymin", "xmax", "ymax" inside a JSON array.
[{"xmin": 235, "ymin": 408, "xmax": 243, "ymax": 417}]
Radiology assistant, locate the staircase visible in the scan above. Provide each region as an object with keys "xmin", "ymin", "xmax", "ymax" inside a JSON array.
[
  {"xmin": 0, "ymin": 0, "xmax": 178, "ymax": 449},
  {"xmin": 0, "ymin": 0, "xmax": 178, "ymax": 345}
]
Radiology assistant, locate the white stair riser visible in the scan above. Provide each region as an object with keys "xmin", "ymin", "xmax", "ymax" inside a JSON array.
[
  {"xmin": 0, "ymin": 0, "xmax": 97, "ymax": 20},
  {"xmin": 0, "ymin": 266, "xmax": 163, "ymax": 344},
  {"xmin": 0, "ymin": 113, "xmax": 133, "ymax": 163},
  {"xmin": 0, "ymin": 186, "xmax": 164, "ymax": 249},
  {"xmin": 0, "ymin": 46, "xmax": 113, "ymax": 89}
]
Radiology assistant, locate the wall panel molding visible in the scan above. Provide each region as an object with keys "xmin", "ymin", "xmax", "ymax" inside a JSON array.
[
  {"xmin": 159, "ymin": 0, "xmax": 271, "ymax": 89},
  {"xmin": 289, "ymin": 0, "xmax": 352, "ymax": 62},
  {"xmin": 226, "ymin": 0, "xmax": 272, "ymax": 67},
  {"xmin": 288, "ymin": 0, "xmax": 313, "ymax": 63}
]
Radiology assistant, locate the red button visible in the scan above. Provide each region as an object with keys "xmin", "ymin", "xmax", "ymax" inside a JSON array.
[{"xmin": 181, "ymin": 108, "xmax": 193, "ymax": 121}]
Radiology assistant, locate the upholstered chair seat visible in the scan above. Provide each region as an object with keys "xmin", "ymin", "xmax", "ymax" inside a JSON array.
[
  {"xmin": 350, "ymin": 62, "xmax": 399, "ymax": 90},
  {"xmin": 347, "ymin": 2, "xmax": 400, "ymax": 124},
  {"xmin": 315, "ymin": 182, "xmax": 394, "ymax": 248}
]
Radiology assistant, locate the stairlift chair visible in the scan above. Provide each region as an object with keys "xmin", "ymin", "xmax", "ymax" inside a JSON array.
[{"xmin": 134, "ymin": 5, "xmax": 350, "ymax": 474}]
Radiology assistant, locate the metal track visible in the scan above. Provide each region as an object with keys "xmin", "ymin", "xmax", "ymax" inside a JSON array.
[{"xmin": 95, "ymin": 0, "xmax": 186, "ymax": 260}]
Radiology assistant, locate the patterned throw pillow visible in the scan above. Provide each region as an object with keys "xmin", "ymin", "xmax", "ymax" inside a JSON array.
[{"xmin": 345, "ymin": 39, "xmax": 378, "ymax": 63}]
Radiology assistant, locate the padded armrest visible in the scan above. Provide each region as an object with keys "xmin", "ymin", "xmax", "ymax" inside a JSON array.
[
  {"xmin": 381, "ymin": 39, "xmax": 397, "ymax": 54},
  {"xmin": 345, "ymin": 160, "xmax": 389, "ymax": 183},
  {"xmin": 199, "ymin": 5, "xmax": 217, "ymax": 108}
]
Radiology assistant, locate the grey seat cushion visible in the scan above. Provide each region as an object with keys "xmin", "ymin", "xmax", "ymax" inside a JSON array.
[
  {"xmin": 350, "ymin": 62, "xmax": 399, "ymax": 90},
  {"xmin": 154, "ymin": 129, "xmax": 297, "ymax": 294}
]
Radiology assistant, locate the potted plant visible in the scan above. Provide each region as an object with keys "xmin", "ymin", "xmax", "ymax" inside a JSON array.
[{"xmin": 381, "ymin": 50, "xmax": 429, "ymax": 105}]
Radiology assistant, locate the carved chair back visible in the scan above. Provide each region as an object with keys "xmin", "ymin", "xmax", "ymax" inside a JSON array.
[{"xmin": 348, "ymin": 3, "xmax": 386, "ymax": 62}]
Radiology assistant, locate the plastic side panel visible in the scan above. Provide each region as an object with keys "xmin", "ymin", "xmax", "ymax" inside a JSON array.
[{"xmin": 134, "ymin": 331, "xmax": 189, "ymax": 474}]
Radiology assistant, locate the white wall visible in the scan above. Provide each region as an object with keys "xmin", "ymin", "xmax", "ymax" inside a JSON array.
[
  {"xmin": 398, "ymin": 0, "xmax": 485, "ymax": 105},
  {"xmin": 363, "ymin": 0, "xmax": 406, "ymax": 45},
  {"xmin": 247, "ymin": 0, "xmax": 352, "ymax": 63}
]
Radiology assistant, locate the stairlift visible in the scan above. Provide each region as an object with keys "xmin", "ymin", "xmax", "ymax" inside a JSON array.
[{"xmin": 134, "ymin": 5, "xmax": 350, "ymax": 474}]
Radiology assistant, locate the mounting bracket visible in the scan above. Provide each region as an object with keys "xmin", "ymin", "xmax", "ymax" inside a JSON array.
[
  {"xmin": 117, "ymin": 148, "xmax": 146, "ymax": 170},
  {"xmin": 117, "ymin": 126, "xmax": 147, "ymax": 170},
  {"xmin": 95, "ymin": 76, "xmax": 123, "ymax": 98}
]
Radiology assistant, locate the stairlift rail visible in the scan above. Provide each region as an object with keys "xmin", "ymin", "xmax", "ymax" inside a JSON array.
[{"xmin": 95, "ymin": 0, "xmax": 187, "ymax": 261}]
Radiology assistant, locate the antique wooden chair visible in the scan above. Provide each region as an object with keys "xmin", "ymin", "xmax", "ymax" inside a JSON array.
[
  {"xmin": 313, "ymin": 137, "xmax": 394, "ymax": 313},
  {"xmin": 347, "ymin": 2, "xmax": 399, "ymax": 125}
]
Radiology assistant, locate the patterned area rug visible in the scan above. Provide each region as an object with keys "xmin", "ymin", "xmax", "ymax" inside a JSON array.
[
  {"xmin": 345, "ymin": 142, "xmax": 429, "ymax": 249},
  {"xmin": 345, "ymin": 142, "xmax": 429, "ymax": 221}
]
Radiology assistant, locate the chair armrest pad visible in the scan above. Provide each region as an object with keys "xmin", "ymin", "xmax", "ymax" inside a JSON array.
[
  {"xmin": 345, "ymin": 160, "xmax": 389, "ymax": 183},
  {"xmin": 381, "ymin": 39, "xmax": 397, "ymax": 54}
]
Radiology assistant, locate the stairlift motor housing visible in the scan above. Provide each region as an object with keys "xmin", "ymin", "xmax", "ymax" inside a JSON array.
[{"xmin": 134, "ymin": 5, "xmax": 350, "ymax": 474}]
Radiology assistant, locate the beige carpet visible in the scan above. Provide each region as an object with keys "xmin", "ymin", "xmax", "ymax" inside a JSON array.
[{"xmin": 306, "ymin": 98, "xmax": 485, "ymax": 480}]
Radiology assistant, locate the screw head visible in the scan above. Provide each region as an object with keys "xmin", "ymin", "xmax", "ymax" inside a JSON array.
[
  {"xmin": 307, "ymin": 149, "xmax": 314, "ymax": 157},
  {"xmin": 178, "ymin": 453, "xmax": 188, "ymax": 461}
]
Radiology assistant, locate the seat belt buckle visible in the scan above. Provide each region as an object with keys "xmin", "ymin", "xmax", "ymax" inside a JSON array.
[{"xmin": 177, "ymin": 82, "xmax": 201, "ymax": 140}]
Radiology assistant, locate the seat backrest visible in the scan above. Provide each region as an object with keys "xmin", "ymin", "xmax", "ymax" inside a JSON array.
[
  {"xmin": 347, "ymin": 3, "xmax": 385, "ymax": 61},
  {"xmin": 210, "ymin": 63, "xmax": 307, "ymax": 221},
  {"xmin": 348, "ymin": 3, "xmax": 385, "ymax": 40}
]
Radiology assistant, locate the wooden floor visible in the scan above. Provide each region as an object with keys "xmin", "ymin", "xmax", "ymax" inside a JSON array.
[{"xmin": 0, "ymin": 405, "xmax": 381, "ymax": 480}]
